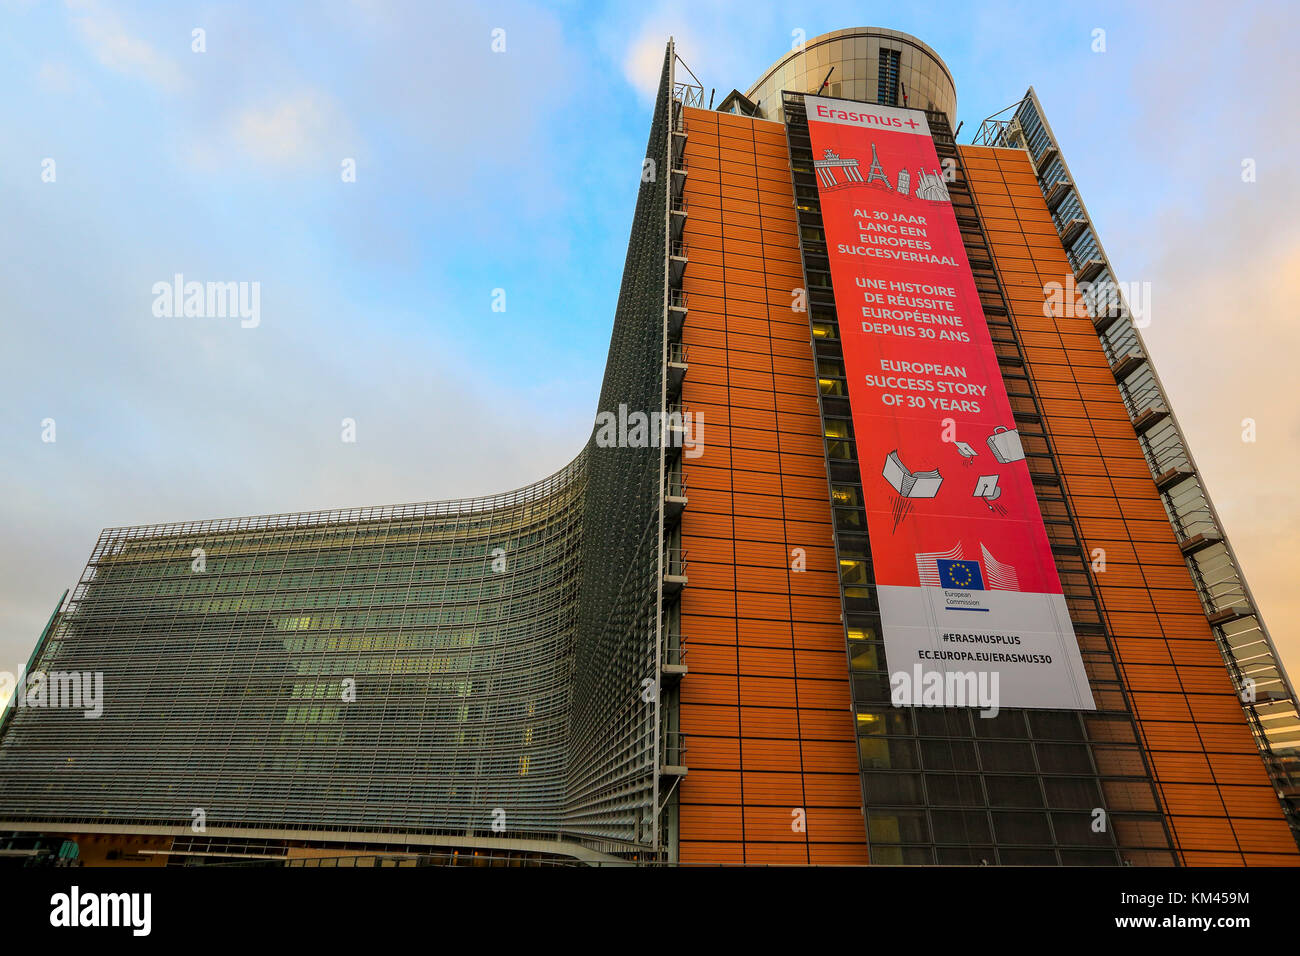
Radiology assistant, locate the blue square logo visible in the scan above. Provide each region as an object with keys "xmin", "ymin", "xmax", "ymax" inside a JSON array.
[{"xmin": 937, "ymin": 559, "xmax": 984, "ymax": 590}]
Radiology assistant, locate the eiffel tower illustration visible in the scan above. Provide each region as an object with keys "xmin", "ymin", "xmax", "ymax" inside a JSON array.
[{"xmin": 864, "ymin": 142, "xmax": 892, "ymax": 189}]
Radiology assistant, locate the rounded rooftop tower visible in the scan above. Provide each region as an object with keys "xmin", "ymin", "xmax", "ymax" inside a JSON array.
[{"xmin": 742, "ymin": 27, "xmax": 956, "ymax": 127}]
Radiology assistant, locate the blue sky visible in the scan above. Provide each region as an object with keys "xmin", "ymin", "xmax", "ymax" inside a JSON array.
[{"xmin": 2, "ymin": 0, "xmax": 1298, "ymax": 685}]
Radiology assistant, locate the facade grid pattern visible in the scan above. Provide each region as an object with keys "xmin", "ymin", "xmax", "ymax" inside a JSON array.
[
  {"xmin": 783, "ymin": 91, "xmax": 1180, "ymax": 865},
  {"xmin": 0, "ymin": 458, "xmax": 587, "ymax": 838},
  {"xmin": 959, "ymin": 143, "xmax": 1300, "ymax": 864},
  {"xmin": 672, "ymin": 104, "xmax": 869, "ymax": 864}
]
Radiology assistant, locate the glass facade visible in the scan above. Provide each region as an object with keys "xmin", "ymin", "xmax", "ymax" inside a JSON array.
[
  {"xmin": 564, "ymin": 44, "xmax": 675, "ymax": 851},
  {"xmin": 0, "ymin": 458, "xmax": 587, "ymax": 836},
  {"xmin": 0, "ymin": 46, "xmax": 684, "ymax": 865}
]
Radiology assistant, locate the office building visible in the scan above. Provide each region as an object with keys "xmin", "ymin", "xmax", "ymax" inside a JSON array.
[{"xmin": 1, "ymin": 28, "xmax": 1295, "ymax": 867}]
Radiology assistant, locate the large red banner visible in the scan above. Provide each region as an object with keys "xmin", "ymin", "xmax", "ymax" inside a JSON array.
[{"xmin": 805, "ymin": 95, "xmax": 1093, "ymax": 711}]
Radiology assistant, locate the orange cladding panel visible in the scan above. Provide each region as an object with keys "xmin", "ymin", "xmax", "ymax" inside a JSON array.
[{"xmin": 676, "ymin": 106, "xmax": 865, "ymax": 863}]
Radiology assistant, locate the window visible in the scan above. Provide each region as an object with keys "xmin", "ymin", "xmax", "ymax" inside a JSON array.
[
  {"xmin": 992, "ymin": 812, "xmax": 1052, "ymax": 845},
  {"xmin": 978, "ymin": 740, "xmax": 1034, "ymax": 773},
  {"xmin": 985, "ymin": 775, "xmax": 1044, "ymax": 809},
  {"xmin": 856, "ymin": 709, "xmax": 911, "ymax": 736},
  {"xmin": 921, "ymin": 739, "xmax": 977, "ymax": 771},
  {"xmin": 833, "ymin": 508, "xmax": 863, "ymax": 532},
  {"xmin": 931, "ymin": 810, "xmax": 991, "ymax": 844},
  {"xmin": 1044, "ymin": 777, "xmax": 1101, "ymax": 809},
  {"xmin": 925, "ymin": 773, "xmax": 983, "ymax": 807},
  {"xmin": 832, "ymin": 485, "xmax": 861, "ymax": 507},
  {"xmin": 863, "ymin": 770, "xmax": 924, "ymax": 805},
  {"xmin": 848, "ymin": 640, "xmax": 880, "ymax": 672},
  {"xmin": 877, "ymin": 49, "xmax": 901, "ymax": 106},
  {"xmin": 1035, "ymin": 743, "xmax": 1094, "ymax": 774},
  {"xmin": 868, "ymin": 809, "xmax": 929, "ymax": 844},
  {"xmin": 859, "ymin": 737, "xmax": 918, "ymax": 770},
  {"xmin": 839, "ymin": 558, "xmax": 869, "ymax": 586}
]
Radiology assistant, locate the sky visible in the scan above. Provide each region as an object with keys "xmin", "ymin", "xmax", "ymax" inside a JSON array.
[{"xmin": 1, "ymin": 0, "xmax": 1297, "ymax": 696}]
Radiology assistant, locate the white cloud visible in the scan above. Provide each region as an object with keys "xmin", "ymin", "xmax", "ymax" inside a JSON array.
[
  {"xmin": 610, "ymin": 1, "xmax": 787, "ymax": 106},
  {"xmin": 623, "ymin": 25, "xmax": 674, "ymax": 101},
  {"xmin": 66, "ymin": 0, "xmax": 186, "ymax": 93},
  {"xmin": 229, "ymin": 91, "xmax": 352, "ymax": 168},
  {"xmin": 621, "ymin": 15, "xmax": 730, "ymax": 104}
]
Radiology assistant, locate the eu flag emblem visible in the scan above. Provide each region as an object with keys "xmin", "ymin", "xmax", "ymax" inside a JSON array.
[{"xmin": 938, "ymin": 559, "xmax": 985, "ymax": 590}]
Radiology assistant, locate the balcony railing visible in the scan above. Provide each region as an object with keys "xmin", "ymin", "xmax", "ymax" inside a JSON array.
[
  {"xmin": 665, "ymin": 470, "xmax": 687, "ymax": 499},
  {"xmin": 662, "ymin": 547, "xmax": 688, "ymax": 579},
  {"xmin": 662, "ymin": 640, "xmax": 687, "ymax": 669},
  {"xmin": 660, "ymin": 730, "xmax": 688, "ymax": 771}
]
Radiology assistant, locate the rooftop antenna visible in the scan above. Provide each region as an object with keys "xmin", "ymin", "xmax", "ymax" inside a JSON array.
[
  {"xmin": 813, "ymin": 67, "xmax": 834, "ymax": 95},
  {"xmin": 708, "ymin": 88, "xmax": 715, "ymax": 109}
]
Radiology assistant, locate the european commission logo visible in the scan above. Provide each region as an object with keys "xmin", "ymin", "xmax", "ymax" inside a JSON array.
[
  {"xmin": 917, "ymin": 543, "xmax": 1020, "ymax": 591},
  {"xmin": 937, "ymin": 559, "xmax": 984, "ymax": 590}
]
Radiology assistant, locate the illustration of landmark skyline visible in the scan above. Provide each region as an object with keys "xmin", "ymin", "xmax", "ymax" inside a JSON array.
[{"xmin": 0, "ymin": 28, "xmax": 1295, "ymax": 867}]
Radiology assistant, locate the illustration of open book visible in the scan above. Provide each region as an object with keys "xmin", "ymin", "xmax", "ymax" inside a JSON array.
[{"xmin": 882, "ymin": 450, "xmax": 943, "ymax": 499}]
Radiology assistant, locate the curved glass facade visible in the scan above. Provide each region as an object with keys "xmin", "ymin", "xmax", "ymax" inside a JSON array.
[
  {"xmin": 0, "ymin": 46, "xmax": 682, "ymax": 863},
  {"xmin": 0, "ymin": 454, "xmax": 587, "ymax": 837}
]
